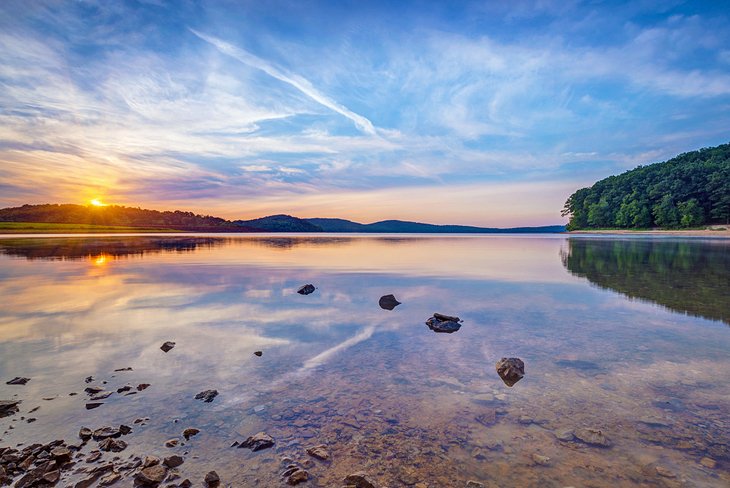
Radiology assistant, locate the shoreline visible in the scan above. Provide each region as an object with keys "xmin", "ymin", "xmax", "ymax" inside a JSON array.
[{"xmin": 569, "ymin": 227, "xmax": 730, "ymax": 237}]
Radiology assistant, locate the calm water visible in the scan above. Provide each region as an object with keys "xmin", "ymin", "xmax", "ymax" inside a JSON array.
[{"xmin": 0, "ymin": 234, "xmax": 728, "ymax": 487}]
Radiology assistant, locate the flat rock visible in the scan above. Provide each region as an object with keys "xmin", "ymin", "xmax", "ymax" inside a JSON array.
[
  {"xmin": 306, "ymin": 444, "xmax": 330, "ymax": 460},
  {"xmin": 93, "ymin": 426, "xmax": 121, "ymax": 440},
  {"xmin": 6, "ymin": 377, "xmax": 30, "ymax": 385},
  {"xmin": 163, "ymin": 455, "xmax": 184, "ymax": 468},
  {"xmin": 554, "ymin": 429, "xmax": 574, "ymax": 441},
  {"xmin": 160, "ymin": 341, "xmax": 176, "ymax": 353},
  {"xmin": 182, "ymin": 428, "xmax": 200, "ymax": 440},
  {"xmin": 343, "ymin": 472, "xmax": 377, "ymax": 488},
  {"xmin": 253, "ymin": 351, "xmax": 263, "ymax": 356},
  {"xmin": 195, "ymin": 389, "xmax": 218, "ymax": 403},
  {"xmin": 700, "ymin": 457, "xmax": 716, "ymax": 469},
  {"xmin": 50, "ymin": 446, "xmax": 72, "ymax": 462},
  {"xmin": 165, "ymin": 438, "xmax": 180, "ymax": 448},
  {"xmin": 0, "ymin": 400, "xmax": 20, "ymax": 418},
  {"xmin": 286, "ymin": 468, "xmax": 308, "ymax": 485},
  {"xmin": 98, "ymin": 438, "xmax": 127, "ymax": 452},
  {"xmin": 136, "ymin": 465, "xmax": 167, "ymax": 485},
  {"xmin": 378, "ymin": 294, "xmax": 401, "ymax": 310},
  {"xmin": 574, "ymin": 427, "xmax": 612, "ymax": 447},
  {"xmin": 466, "ymin": 482, "xmax": 485, "ymax": 488},
  {"xmin": 85, "ymin": 402, "xmax": 104, "ymax": 410},
  {"xmin": 496, "ymin": 357, "xmax": 525, "ymax": 387},
  {"xmin": 79, "ymin": 427, "xmax": 93, "ymax": 440},
  {"xmin": 137, "ymin": 383, "xmax": 151, "ymax": 391},
  {"xmin": 297, "ymin": 284, "xmax": 316, "ymax": 295},
  {"xmin": 532, "ymin": 453, "xmax": 550, "ymax": 466},
  {"xmin": 425, "ymin": 313, "xmax": 462, "ymax": 333},
  {"xmin": 238, "ymin": 432, "xmax": 275, "ymax": 451}
]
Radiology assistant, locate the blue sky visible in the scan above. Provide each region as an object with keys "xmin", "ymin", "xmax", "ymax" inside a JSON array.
[{"xmin": 1, "ymin": 0, "xmax": 729, "ymax": 226}]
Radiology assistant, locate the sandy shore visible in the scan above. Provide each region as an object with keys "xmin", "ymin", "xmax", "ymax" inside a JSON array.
[{"xmin": 569, "ymin": 227, "xmax": 730, "ymax": 237}]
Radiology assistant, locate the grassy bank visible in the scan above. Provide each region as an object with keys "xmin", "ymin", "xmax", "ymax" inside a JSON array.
[{"xmin": 0, "ymin": 222, "xmax": 181, "ymax": 234}]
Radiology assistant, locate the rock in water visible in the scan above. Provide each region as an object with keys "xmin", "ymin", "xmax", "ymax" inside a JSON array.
[
  {"xmin": 182, "ymin": 427, "xmax": 200, "ymax": 440},
  {"xmin": 160, "ymin": 341, "xmax": 176, "ymax": 353},
  {"xmin": 253, "ymin": 351, "xmax": 263, "ymax": 357},
  {"xmin": 98, "ymin": 438, "xmax": 127, "ymax": 452},
  {"xmin": 574, "ymin": 427, "xmax": 612, "ymax": 447},
  {"xmin": 495, "ymin": 357, "xmax": 525, "ymax": 387},
  {"xmin": 286, "ymin": 468, "xmax": 308, "ymax": 485},
  {"xmin": 425, "ymin": 313, "xmax": 462, "ymax": 333},
  {"xmin": 0, "ymin": 400, "xmax": 20, "ymax": 418},
  {"xmin": 238, "ymin": 432, "xmax": 275, "ymax": 451},
  {"xmin": 297, "ymin": 284, "xmax": 316, "ymax": 295},
  {"xmin": 136, "ymin": 465, "xmax": 167, "ymax": 485},
  {"xmin": 343, "ymin": 472, "xmax": 377, "ymax": 488},
  {"xmin": 378, "ymin": 294, "xmax": 401, "ymax": 310},
  {"xmin": 194, "ymin": 389, "xmax": 218, "ymax": 402},
  {"xmin": 6, "ymin": 377, "xmax": 30, "ymax": 385},
  {"xmin": 205, "ymin": 471, "xmax": 220, "ymax": 487},
  {"xmin": 306, "ymin": 444, "xmax": 330, "ymax": 460}
]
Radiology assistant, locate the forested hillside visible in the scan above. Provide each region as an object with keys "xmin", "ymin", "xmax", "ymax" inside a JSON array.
[{"xmin": 562, "ymin": 143, "xmax": 730, "ymax": 230}]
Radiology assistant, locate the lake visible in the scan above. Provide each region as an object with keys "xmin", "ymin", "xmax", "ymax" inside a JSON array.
[{"xmin": 0, "ymin": 234, "xmax": 728, "ymax": 487}]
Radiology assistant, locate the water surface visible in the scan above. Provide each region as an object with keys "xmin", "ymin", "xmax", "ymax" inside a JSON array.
[{"xmin": 0, "ymin": 235, "xmax": 728, "ymax": 487}]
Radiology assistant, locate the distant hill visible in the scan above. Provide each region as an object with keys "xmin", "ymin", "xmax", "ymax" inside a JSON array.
[
  {"xmin": 235, "ymin": 214, "xmax": 323, "ymax": 232},
  {"xmin": 0, "ymin": 204, "xmax": 256, "ymax": 232},
  {"xmin": 0, "ymin": 203, "xmax": 566, "ymax": 233},
  {"xmin": 307, "ymin": 218, "xmax": 564, "ymax": 233},
  {"xmin": 562, "ymin": 142, "xmax": 730, "ymax": 230}
]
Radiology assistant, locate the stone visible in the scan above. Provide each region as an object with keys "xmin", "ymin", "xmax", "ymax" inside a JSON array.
[
  {"xmin": 475, "ymin": 410, "xmax": 497, "ymax": 427},
  {"xmin": 165, "ymin": 438, "xmax": 180, "ymax": 448},
  {"xmin": 239, "ymin": 432, "xmax": 275, "ymax": 451},
  {"xmin": 137, "ymin": 383, "xmax": 151, "ymax": 391},
  {"xmin": 655, "ymin": 466, "xmax": 676, "ymax": 478},
  {"xmin": 495, "ymin": 358, "xmax": 525, "ymax": 387},
  {"xmin": 114, "ymin": 367, "xmax": 133, "ymax": 371},
  {"xmin": 700, "ymin": 457, "xmax": 716, "ymax": 469},
  {"xmin": 43, "ymin": 469, "xmax": 60, "ymax": 483},
  {"xmin": 343, "ymin": 472, "xmax": 377, "ymax": 488},
  {"xmin": 532, "ymin": 453, "xmax": 551, "ymax": 466},
  {"xmin": 286, "ymin": 468, "xmax": 308, "ymax": 485},
  {"xmin": 297, "ymin": 284, "xmax": 316, "ymax": 295},
  {"xmin": 160, "ymin": 341, "xmax": 176, "ymax": 353},
  {"xmin": 466, "ymin": 482, "xmax": 485, "ymax": 488},
  {"xmin": 93, "ymin": 426, "xmax": 121, "ymax": 440},
  {"xmin": 163, "ymin": 455, "xmax": 184, "ymax": 468},
  {"xmin": 117, "ymin": 385, "xmax": 132, "ymax": 393},
  {"xmin": 85, "ymin": 386, "xmax": 105, "ymax": 394},
  {"xmin": 85, "ymin": 376, "xmax": 94, "ymax": 383},
  {"xmin": 0, "ymin": 400, "xmax": 20, "ymax": 418},
  {"xmin": 119, "ymin": 424, "xmax": 132, "ymax": 435},
  {"xmin": 195, "ymin": 390, "xmax": 218, "ymax": 403},
  {"xmin": 98, "ymin": 438, "xmax": 127, "ymax": 452},
  {"xmin": 182, "ymin": 428, "xmax": 200, "ymax": 440},
  {"xmin": 86, "ymin": 451, "xmax": 102, "ymax": 463},
  {"xmin": 555, "ymin": 429, "xmax": 574, "ymax": 441},
  {"xmin": 86, "ymin": 403, "xmax": 104, "ymax": 410},
  {"xmin": 6, "ymin": 377, "xmax": 30, "ymax": 385},
  {"xmin": 50, "ymin": 446, "xmax": 72, "ymax": 462},
  {"xmin": 91, "ymin": 391, "xmax": 113, "ymax": 401},
  {"xmin": 425, "ymin": 313, "xmax": 462, "ymax": 333},
  {"xmin": 205, "ymin": 470, "xmax": 220, "ymax": 486},
  {"xmin": 99, "ymin": 472, "xmax": 121, "ymax": 485},
  {"xmin": 254, "ymin": 351, "xmax": 263, "ymax": 356},
  {"xmin": 136, "ymin": 465, "xmax": 167, "ymax": 485},
  {"xmin": 378, "ymin": 294, "xmax": 401, "ymax": 310},
  {"xmin": 574, "ymin": 427, "xmax": 612, "ymax": 447},
  {"xmin": 78, "ymin": 427, "xmax": 93, "ymax": 441},
  {"xmin": 306, "ymin": 444, "xmax": 330, "ymax": 460}
]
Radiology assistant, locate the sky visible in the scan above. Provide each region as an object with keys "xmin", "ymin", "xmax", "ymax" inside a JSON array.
[{"xmin": 1, "ymin": 0, "xmax": 729, "ymax": 227}]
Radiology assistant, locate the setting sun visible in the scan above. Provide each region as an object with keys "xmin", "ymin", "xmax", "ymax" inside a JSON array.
[{"xmin": 89, "ymin": 199, "xmax": 107, "ymax": 207}]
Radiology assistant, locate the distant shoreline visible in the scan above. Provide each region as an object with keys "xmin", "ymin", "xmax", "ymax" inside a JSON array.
[{"xmin": 569, "ymin": 227, "xmax": 730, "ymax": 237}]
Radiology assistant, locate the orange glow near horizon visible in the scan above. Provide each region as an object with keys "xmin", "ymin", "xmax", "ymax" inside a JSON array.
[{"xmin": 89, "ymin": 199, "xmax": 108, "ymax": 207}]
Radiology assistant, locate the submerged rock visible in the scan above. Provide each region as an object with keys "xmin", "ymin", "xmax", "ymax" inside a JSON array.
[
  {"xmin": 378, "ymin": 294, "xmax": 401, "ymax": 310},
  {"xmin": 6, "ymin": 377, "xmax": 30, "ymax": 385},
  {"xmin": 344, "ymin": 472, "xmax": 377, "ymax": 488},
  {"xmin": 495, "ymin": 357, "xmax": 525, "ymax": 387},
  {"xmin": 574, "ymin": 427, "xmax": 612, "ymax": 447},
  {"xmin": 0, "ymin": 400, "xmax": 20, "ymax": 418},
  {"xmin": 160, "ymin": 341, "xmax": 176, "ymax": 353},
  {"xmin": 306, "ymin": 444, "xmax": 330, "ymax": 460},
  {"xmin": 194, "ymin": 390, "xmax": 218, "ymax": 403},
  {"xmin": 204, "ymin": 470, "xmax": 220, "ymax": 487},
  {"xmin": 285, "ymin": 468, "xmax": 308, "ymax": 485},
  {"xmin": 136, "ymin": 465, "xmax": 167, "ymax": 485},
  {"xmin": 253, "ymin": 351, "xmax": 263, "ymax": 357},
  {"xmin": 182, "ymin": 428, "xmax": 200, "ymax": 440},
  {"xmin": 238, "ymin": 432, "xmax": 275, "ymax": 451},
  {"xmin": 425, "ymin": 313, "xmax": 462, "ymax": 333},
  {"xmin": 297, "ymin": 284, "xmax": 316, "ymax": 295}
]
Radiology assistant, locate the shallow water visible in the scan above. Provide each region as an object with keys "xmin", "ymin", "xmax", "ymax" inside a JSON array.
[{"xmin": 0, "ymin": 234, "xmax": 728, "ymax": 487}]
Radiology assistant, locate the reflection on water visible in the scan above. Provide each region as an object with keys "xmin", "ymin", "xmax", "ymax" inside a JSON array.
[
  {"xmin": 562, "ymin": 238, "xmax": 730, "ymax": 324},
  {"xmin": 0, "ymin": 235, "xmax": 728, "ymax": 487}
]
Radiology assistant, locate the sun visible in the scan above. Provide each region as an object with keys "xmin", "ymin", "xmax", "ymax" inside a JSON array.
[{"xmin": 89, "ymin": 199, "xmax": 108, "ymax": 207}]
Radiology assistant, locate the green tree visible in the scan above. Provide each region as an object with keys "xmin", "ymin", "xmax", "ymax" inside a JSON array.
[
  {"xmin": 653, "ymin": 195, "xmax": 679, "ymax": 228},
  {"xmin": 678, "ymin": 199, "xmax": 704, "ymax": 228}
]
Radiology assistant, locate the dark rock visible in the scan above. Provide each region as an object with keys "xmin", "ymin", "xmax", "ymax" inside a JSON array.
[
  {"xmin": 496, "ymin": 357, "xmax": 525, "ymax": 387},
  {"xmin": 425, "ymin": 313, "xmax": 462, "ymax": 333},
  {"xmin": 286, "ymin": 468, "xmax": 308, "ymax": 485},
  {"xmin": 574, "ymin": 427, "xmax": 612, "ymax": 447},
  {"xmin": 160, "ymin": 341, "xmax": 176, "ymax": 353},
  {"xmin": 85, "ymin": 403, "xmax": 104, "ymax": 410},
  {"xmin": 164, "ymin": 438, "xmax": 179, "ymax": 448},
  {"xmin": 6, "ymin": 377, "xmax": 30, "ymax": 385},
  {"xmin": 343, "ymin": 472, "xmax": 377, "ymax": 488},
  {"xmin": 253, "ymin": 351, "xmax": 263, "ymax": 357},
  {"xmin": 50, "ymin": 446, "xmax": 72, "ymax": 462},
  {"xmin": 84, "ymin": 386, "xmax": 104, "ymax": 394},
  {"xmin": 98, "ymin": 438, "xmax": 127, "ymax": 452},
  {"xmin": 116, "ymin": 385, "xmax": 132, "ymax": 393},
  {"xmin": 114, "ymin": 367, "xmax": 133, "ymax": 372},
  {"xmin": 90, "ymin": 391, "xmax": 113, "ymax": 401},
  {"xmin": 297, "ymin": 284, "xmax": 316, "ymax": 295},
  {"xmin": 84, "ymin": 376, "xmax": 94, "ymax": 383},
  {"xmin": 0, "ymin": 400, "xmax": 21, "ymax": 418},
  {"xmin": 136, "ymin": 464, "xmax": 167, "ymax": 485},
  {"xmin": 378, "ymin": 294, "xmax": 401, "ymax": 310},
  {"xmin": 163, "ymin": 455, "xmax": 184, "ymax": 468},
  {"xmin": 143, "ymin": 456, "xmax": 160, "ymax": 468},
  {"xmin": 194, "ymin": 390, "xmax": 218, "ymax": 403},
  {"xmin": 182, "ymin": 428, "xmax": 199, "ymax": 440},
  {"xmin": 204, "ymin": 470, "xmax": 220, "ymax": 486},
  {"xmin": 99, "ymin": 472, "xmax": 121, "ymax": 485},
  {"xmin": 43, "ymin": 469, "xmax": 60, "ymax": 483},
  {"xmin": 238, "ymin": 432, "xmax": 275, "ymax": 451},
  {"xmin": 119, "ymin": 424, "xmax": 132, "ymax": 435},
  {"xmin": 306, "ymin": 444, "xmax": 330, "ymax": 460},
  {"xmin": 137, "ymin": 383, "xmax": 151, "ymax": 391}
]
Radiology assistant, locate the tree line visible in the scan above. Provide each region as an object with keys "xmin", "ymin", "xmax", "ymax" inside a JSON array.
[{"xmin": 562, "ymin": 143, "xmax": 730, "ymax": 230}]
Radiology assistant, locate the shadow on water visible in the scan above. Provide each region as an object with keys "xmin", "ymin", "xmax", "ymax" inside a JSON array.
[{"xmin": 561, "ymin": 238, "xmax": 730, "ymax": 325}]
